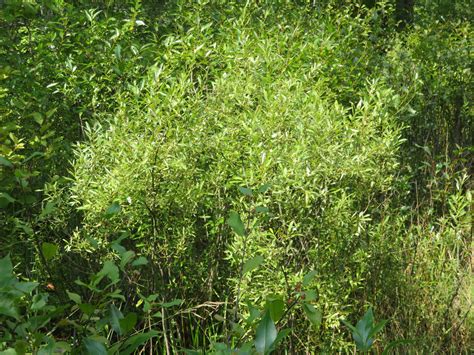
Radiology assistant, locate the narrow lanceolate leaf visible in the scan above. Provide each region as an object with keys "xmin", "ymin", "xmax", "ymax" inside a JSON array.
[
  {"xmin": 243, "ymin": 255, "xmax": 264, "ymax": 275},
  {"xmin": 227, "ymin": 211, "xmax": 246, "ymax": 236},
  {"xmin": 255, "ymin": 310, "xmax": 277, "ymax": 354}
]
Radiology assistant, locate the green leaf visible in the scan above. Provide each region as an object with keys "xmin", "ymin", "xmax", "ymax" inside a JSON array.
[
  {"xmin": 257, "ymin": 183, "xmax": 271, "ymax": 193},
  {"xmin": 302, "ymin": 270, "xmax": 317, "ymax": 287},
  {"xmin": 238, "ymin": 186, "xmax": 253, "ymax": 196},
  {"xmin": 0, "ymin": 348, "xmax": 17, "ymax": 355},
  {"xmin": 131, "ymin": 256, "xmax": 148, "ymax": 267},
  {"xmin": 39, "ymin": 202, "xmax": 55, "ymax": 219},
  {"xmin": 0, "ymin": 156, "xmax": 13, "ymax": 168},
  {"xmin": 83, "ymin": 337, "xmax": 107, "ymax": 355},
  {"xmin": 119, "ymin": 312, "xmax": 137, "ymax": 335},
  {"xmin": 31, "ymin": 293, "xmax": 48, "ymax": 311},
  {"xmin": 79, "ymin": 303, "xmax": 95, "ymax": 316},
  {"xmin": 41, "ymin": 242, "xmax": 58, "ymax": 261},
  {"xmin": 255, "ymin": 310, "xmax": 277, "ymax": 354},
  {"xmin": 32, "ymin": 112, "xmax": 43, "ymax": 125},
  {"xmin": 160, "ymin": 299, "xmax": 183, "ymax": 308},
  {"xmin": 368, "ymin": 319, "xmax": 388, "ymax": 339},
  {"xmin": 302, "ymin": 303, "xmax": 322, "ymax": 329},
  {"xmin": 269, "ymin": 328, "xmax": 291, "ymax": 352},
  {"xmin": 109, "ymin": 304, "xmax": 124, "ymax": 335},
  {"xmin": 243, "ymin": 255, "xmax": 264, "ymax": 275},
  {"xmin": 105, "ymin": 202, "xmax": 121, "ymax": 217},
  {"xmin": 0, "ymin": 255, "xmax": 14, "ymax": 286},
  {"xmin": 121, "ymin": 331, "xmax": 158, "ymax": 355},
  {"xmin": 0, "ymin": 298, "xmax": 19, "ymax": 320},
  {"xmin": 119, "ymin": 251, "xmax": 135, "ymax": 269},
  {"xmin": 15, "ymin": 281, "xmax": 38, "ymax": 294},
  {"xmin": 303, "ymin": 289, "xmax": 318, "ymax": 302},
  {"xmin": 265, "ymin": 295, "xmax": 285, "ymax": 322},
  {"xmin": 255, "ymin": 206, "xmax": 269, "ymax": 213},
  {"xmin": 93, "ymin": 261, "xmax": 119, "ymax": 286},
  {"xmin": 114, "ymin": 45, "xmax": 122, "ymax": 61},
  {"xmin": 0, "ymin": 192, "xmax": 15, "ymax": 208},
  {"xmin": 227, "ymin": 211, "xmax": 246, "ymax": 237},
  {"xmin": 66, "ymin": 291, "xmax": 82, "ymax": 304}
]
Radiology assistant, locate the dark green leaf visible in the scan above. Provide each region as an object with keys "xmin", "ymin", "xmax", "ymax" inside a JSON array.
[
  {"xmin": 121, "ymin": 331, "xmax": 158, "ymax": 355},
  {"xmin": 0, "ymin": 299, "xmax": 19, "ymax": 319},
  {"xmin": 83, "ymin": 337, "xmax": 107, "ymax": 355},
  {"xmin": 302, "ymin": 270, "xmax": 317, "ymax": 287},
  {"xmin": 79, "ymin": 303, "xmax": 95, "ymax": 316},
  {"xmin": 15, "ymin": 281, "xmax": 38, "ymax": 294},
  {"xmin": 227, "ymin": 211, "xmax": 246, "ymax": 237},
  {"xmin": 255, "ymin": 206, "xmax": 269, "ymax": 213},
  {"xmin": 119, "ymin": 313, "xmax": 137, "ymax": 335},
  {"xmin": 265, "ymin": 295, "xmax": 285, "ymax": 322},
  {"xmin": 303, "ymin": 289, "xmax": 318, "ymax": 301},
  {"xmin": 0, "ymin": 255, "xmax": 14, "ymax": 286},
  {"xmin": 160, "ymin": 299, "xmax": 183, "ymax": 308},
  {"xmin": 255, "ymin": 310, "xmax": 277, "ymax": 354},
  {"xmin": 41, "ymin": 242, "xmax": 58, "ymax": 261},
  {"xmin": 119, "ymin": 251, "xmax": 135, "ymax": 269},
  {"xmin": 109, "ymin": 304, "xmax": 124, "ymax": 335},
  {"xmin": 257, "ymin": 183, "xmax": 271, "ymax": 193},
  {"xmin": 302, "ymin": 303, "xmax": 322, "ymax": 328},
  {"xmin": 105, "ymin": 202, "xmax": 121, "ymax": 216},
  {"xmin": 0, "ymin": 156, "xmax": 13, "ymax": 168},
  {"xmin": 238, "ymin": 186, "xmax": 253, "ymax": 196}
]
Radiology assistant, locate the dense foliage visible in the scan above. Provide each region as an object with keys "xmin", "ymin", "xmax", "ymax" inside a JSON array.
[{"xmin": 0, "ymin": 0, "xmax": 472, "ymax": 353}]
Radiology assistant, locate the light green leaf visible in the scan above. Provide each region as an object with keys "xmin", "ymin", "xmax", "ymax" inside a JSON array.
[
  {"xmin": 255, "ymin": 310, "xmax": 277, "ymax": 354},
  {"xmin": 66, "ymin": 291, "xmax": 82, "ymax": 304},
  {"xmin": 131, "ymin": 256, "xmax": 148, "ymax": 267},
  {"xmin": 243, "ymin": 255, "xmax": 264, "ymax": 275},
  {"xmin": 255, "ymin": 206, "xmax": 269, "ymax": 213},
  {"xmin": 32, "ymin": 112, "xmax": 43, "ymax": 125},
  {"xmin": 93, "ymin": 261, "xmax": 119, "ymax": 286}
]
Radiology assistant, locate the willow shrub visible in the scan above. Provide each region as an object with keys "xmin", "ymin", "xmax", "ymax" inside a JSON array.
[
  {"xmin": 56, "ymin": 0, "xmax": 473, "ymax": 352},
  {"xmin": 66, "ymin": 2, "xmax": 409, "ymax": 351}
]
